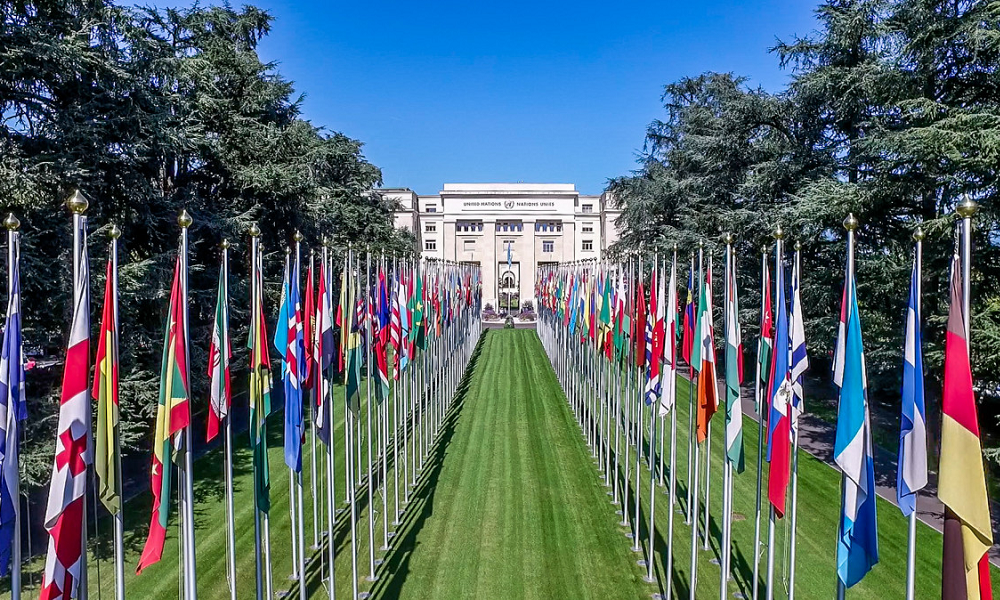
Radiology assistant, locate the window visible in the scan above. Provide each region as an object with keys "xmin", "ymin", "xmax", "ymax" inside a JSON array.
[
  {"xmin": 425, "ymin": 223, "xmax": 436, "ymax": 232},
  {"xmin": 426, "ymin": 204, "xmax": 437, "ymax": 213},
  {"xmin": 463, "ymin": 239, "xmax": 475, "ymax": 251},
  {"xmin": 582, "ymin": 240, "xmax": 593, "ymax": 252},
  {"xmin": 582, "ymin": 204, "xmax": 594, "ymax": 213},
  {"xmin": 582, "ymin": 223, "xmax": 594, "ymax": 233},
  {"xmin": 424, "ymin": 239, "xmax": 437, "ymax": 251},
  {"xmin": 543, "ymin": 240, "xmax": 554, "ymax": 253}
]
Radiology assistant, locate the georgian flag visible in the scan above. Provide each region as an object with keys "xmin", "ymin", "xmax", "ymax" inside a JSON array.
[{"xmin": 41, "ymin": 219, "xmax": 90, "ymax": 600}]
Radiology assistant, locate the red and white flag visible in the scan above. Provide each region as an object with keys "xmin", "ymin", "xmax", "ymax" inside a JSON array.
[{"xmin": 41, "ymin": 220, "xmax": 91, "ymax": 600}]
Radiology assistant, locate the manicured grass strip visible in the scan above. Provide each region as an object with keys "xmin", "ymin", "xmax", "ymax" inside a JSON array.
[{"xmin": 366, "ymin": 329, "xmax": 648, "ymax": 599}]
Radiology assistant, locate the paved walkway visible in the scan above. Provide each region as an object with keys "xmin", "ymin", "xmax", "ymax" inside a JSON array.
[{"xmin": 737, "ymin": 388, "xmax": 1000, "ymax": 566}]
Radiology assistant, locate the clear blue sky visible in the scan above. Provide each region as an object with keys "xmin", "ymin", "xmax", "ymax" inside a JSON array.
[{"xmin": 249, "ymin": 0, "xmax": 820, "ymax": 195}]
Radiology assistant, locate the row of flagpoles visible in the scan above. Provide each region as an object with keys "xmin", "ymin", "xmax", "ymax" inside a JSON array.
[
  {"xmin": 536, "ymin": 203, "xmax": 993, "ymax": 599},
  {"xmin": 0, "ymin": 190, "xmax": 483, "ymax": 600}
]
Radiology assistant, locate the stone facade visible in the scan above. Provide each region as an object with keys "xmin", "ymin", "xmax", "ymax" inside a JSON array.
[{"xmin": 386, "ymin": 183, "xmax": 620, "ymax": 309}]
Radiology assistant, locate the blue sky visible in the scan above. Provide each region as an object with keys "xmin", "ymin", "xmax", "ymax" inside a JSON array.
[{"xmin": 249, "ymin": 1, "xmax": 820, "ymax": 195}]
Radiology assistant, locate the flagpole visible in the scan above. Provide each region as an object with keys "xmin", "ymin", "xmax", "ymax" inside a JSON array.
[
  {"xmin": 703, "ymin": 251, "xmax": 713, "ymax": 551},
  {"xmin": 836, "ymin": 214, "xmax": 857, "ymax": 600},
  {"xmin": 666, "ymin": 246, "xmax": 678, "ymax": 600},
  {"xmin": 788, "ymin": 242, "xmax": 803, "ymax": 600},
  {"xmin": 216, "ymin": 240, "xmax": 237, "ymax": 600},
  {"xmin": 249, "ymin": 225, "xmax": 264, "ymax": 600},
  {"xmin": 310, "ymin": 248, "xmax": 321, "ymax": 552},
  {"xmin": 294, "ymin": 233, "xmax": 307, "ymax": 600},
  {"xmin": 685, "ymin": 252, "xmax": 696, "ymax": 527},
  {"xmin": 177, "ymin": 209, "xmax": 198, "ymax": 600},
  {"xmin": 904, "ymin": 227, "xmax": 923, "ymax": 600},
  {"xmin": 752, "ymin": 248, "xmax": 766, "ymax": 600},
  {"xmin": 321, "ymin": 241, "xmax": 338, "ymax": 600},
  {"xmin": 345, "ymin": 245, "xmax": 361, "ymax": 600},
  {"xmin": 365, "ymin": 247, "xmax": 379, "ymax": 582},
  {"xmin": 5, "ymin": 214, "xmax": 21, "ymax": 600},
  {"xmin": 645, "ymin": 252, "xmax": 658, "ymax": 584},
  {"xmin": 766, "ymin": 225, "xmax": 784, "ymax": 600},
  {"xmin": 721, "ymin": 234, "xmax": 734, "ymax": 600},
  {"xmin": 689, "ymin": 241, "xmax": 703, "ymax": 600}
]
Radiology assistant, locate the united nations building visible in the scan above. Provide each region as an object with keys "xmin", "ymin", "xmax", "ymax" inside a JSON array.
[{"xmin": 386, "ymin": 183, "xmax": 620, "ymax": 310}]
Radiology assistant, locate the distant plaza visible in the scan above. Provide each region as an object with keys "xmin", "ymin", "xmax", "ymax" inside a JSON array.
[{"xmin": 385, "ymin": 183, "xmax": 621, "ymax": 309}]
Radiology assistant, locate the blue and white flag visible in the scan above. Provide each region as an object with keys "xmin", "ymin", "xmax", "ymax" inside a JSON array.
[
  {"xmin": 0, "ymin": 246, "xmax": 25, "ymax": 576},
  {"xmin": 280, "ymin": 256, "xmax": 305, "ymax": 472},
  {"xmin": 833, "ymin": 273, "xmax": 879, "ymax": 588},
  {"xmin": 766, "ymin": 258, "xmax": 789, "ymax": 461},
  {"xmin": 790, "ymin": 255, "xmax": 809, "ymax": 431},
  {"xmin": 897, "ymin": 259, "xmax": 926, "ymax": 516}
]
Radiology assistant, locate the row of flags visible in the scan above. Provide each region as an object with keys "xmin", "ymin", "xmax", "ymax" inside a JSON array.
[
  {"xmin": 0, "ymin": 197, "xmax": 484, "ymax": 600},
  {"xmin": 536, "ymin": 212, "xmax": 994, "ymax": 599}
]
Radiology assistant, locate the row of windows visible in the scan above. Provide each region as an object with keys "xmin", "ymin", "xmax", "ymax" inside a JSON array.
[
  {"xmin": 423, "ymin": 202, "xmax": 595, "ymax": 213},
  {"xmin": 424, "ymin": 238, "xmax": 594, "ymax": 253},
  {"xmin": 535, "ymin": 222, "xmax": 563, "ymax": 232},
  {"xmin": 458, "ymin": 221, "xmax": 484, "ymax": 232},
  {"xmin": 497, "ymin": 221, "xmax": 523, "ymax": 232},
  {"xmin": 425, "ymin": 220, "xmax": 593, "ymax": 234}
]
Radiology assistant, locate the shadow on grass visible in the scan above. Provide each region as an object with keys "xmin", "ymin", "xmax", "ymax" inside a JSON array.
[{"xmin": 293, "ymin": 331, "xmax": 486, "ymax": 599}]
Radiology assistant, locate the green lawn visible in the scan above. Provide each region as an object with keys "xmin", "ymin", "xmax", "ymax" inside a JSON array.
[{"xmin": 5, "ymin": 328, "xmax": 997, "ymax": 599}]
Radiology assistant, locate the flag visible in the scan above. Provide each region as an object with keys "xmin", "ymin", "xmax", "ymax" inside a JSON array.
[
  {"xmin": 316, "ymin": 261, "xmax": 334, "ymax": 446},
  {"xmin": 93, "ymin": 257, "xmax": 120, "ymax": 516},
  {"xmin": 724, "ymin": 254, "xmax": 744, "ymax": 473},
  {"xmin": 790, "ymin": 256, "xmax": 809, "ymax": 431},
  {"xmin": 691, "ymin": 260, "xmax": 717, "ymax": 443},
  {"xmin": 390, "ymin": 272, "xmax": 402, "ymax": 380},
  {"xmin": 345, "ymin": 260, "xmax": 363, "ymax": 416},
  {"xmin": 833, "ymin": 264, "xmax": 879, "ymax": 588},
  {"xmin": 939, "ymin": 255, "xmax": 993, "ymax": 600},
  {"xmin": 40, "ymin": 223, "xmax": 90, "ymax": 600},
  {"xmin": 0, "ymin": 245, "xmax": 25, "ymax": 575},
  {"xmin": 397, "ymin": 272, "xmax": 410, "ymax": 373},
  {"xmin": 410, "ymin": 268, "xmax": 426, "ymax": 351},
  {"xmin": 279, "ymin": 256, "xmax": 304, "ymax": 473},
  {"xmin": 303, "ymin": 261, "xmax": 315, "ymax": 389},
  {"xmin": 636, "ymin": 277, "xmax": 647, "ymax": 368},
  {"xmin": 207, "ymin": 260, "xmax": 231, "ymax": 442},
  {"xmin": 643, "ymin": 266, "xmax": 659, "ymax": 406},
  {"xmin": 249, "ymin": 249, "xmax": 272, "ymax": 515},
  {"xmin": 767, "ymin": 255, "xmax": 792, "ymax": 516},
  {"xmin": 757, "ymin": 260, "xmax": 773, "ymax": 414},
  {"xmin": 682, "ymin": 265, "xmax": 695, "ymax": 367},
  {"xmin": 897, "ymin": 258, "xmax": 926, "ymax": 517},
  {"xmin": 660, "ymin": 258, "xmax": 677, "ymax": 416},
  {"xmin": 137, "ymin": 257, "xmax": 191, "ymax": 573},
  {"xmin": 375, "ymin": 269, "xmax": 391, "ymax": 402}
]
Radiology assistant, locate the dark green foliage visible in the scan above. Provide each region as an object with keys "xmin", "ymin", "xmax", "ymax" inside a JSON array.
[
  {"xmin": 610, "ymin": 0, "xmax": 1000, "ymax": 459},
  {"xmin": 0, "ymin": 0, "xmax": 409, "ymax": 487}
]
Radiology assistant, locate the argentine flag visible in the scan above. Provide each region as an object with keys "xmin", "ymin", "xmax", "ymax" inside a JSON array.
[{"xmin": 833, "ymin": 274, "xmax": 879, "ymax": 587}]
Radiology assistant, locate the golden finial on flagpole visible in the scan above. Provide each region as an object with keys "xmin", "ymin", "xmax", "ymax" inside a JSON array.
[
  {"xmin": 794, "ymin": 241, "xmax": 801, "ymax": 252},
  {"xmin": 249, "ymin": 223, "xmax": 261, "ymax": 237},
  {"xmin": 723, "ymin": 232, "xmax": 734, "ymax": 245},
  {"xmin": 956, "ymin": 196, "xmax": 978, "ymax": 219},
  {"xmin": 109, "ymin": 223, "xmax": 121, "ymax": 239},
  {"xmin": 913, "ymin": 227, "xmax": 924, "ymax": 242},
  {"xmin": 294, "ymin": 230, "xmax": 304, "ymax": 243},
  {"xmin": 4, "ymin": 213, "xmax": 20, "ymax": 231},
  {"xmin": 66, "ymin": 189, "xmax": 89, "ymax": 214},
  {"xmin": 843, "ymin": 213, "xmax": 858, "ymax": 231},
  {"xmin": 773, "ymin": 224, "xmax": 785, "ymax": 240},
  {"xmin": 178, "ymin": 209, "xmax": 193, "ymax": 229},
  {"xmin": 221, "ymin": 239, "xmax": 230, "ymax": 250}
]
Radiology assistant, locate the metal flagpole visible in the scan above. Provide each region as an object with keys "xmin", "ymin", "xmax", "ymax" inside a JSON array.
[
  {"xmin": 685, "ymin": 252, "xmax": 696, "ymax": 526},
  {"xmin": 689, "ymin": 242, "xmax": 703, "ymax": 600},
  {"xmin": 904, "ymin": 227, "xmax": 923, "ymax": 600},
  {"xmin": 835, "ymin": 215, "xmax": 857, "ymax": 600},
  {"xmin": 284, "ymin": 250, "xmax": 301, "ymax": 588},
  {"xmin": 381, "ymin": 253, "xmax": 391, "ymax": 553},
  {"xmin": 631, "ymin": 258, "xmax": 643, "ymax": 553},
  {"xmin": 721, "ymin": 236, "xmax": 734, "ymax": 600},
  {"xmin": 220, "ymin": 239, "xmax": 237, "ymax": 600},
  {"xmin": 68, "ymin": 192, "xmax": 90, "ymax": 600},
  {"xmin": 766, "ymin": 225, "xmax": 784, "ymax": 600},
  {"xmin": 322, "ymin": 243, "xmax": 338, "ymax": 600},
  {"xmin": 345, "ymin": 247, "xmax": 360, "ymax": 600},
  {"xmin": 178, "ymin": 210, "xmax": 198, "ymax": 600},
  {"xmin": 294, "ymin": 234, "xmax": 307, "ymax": 600},
  {"xmin": 310, "ymin": 249, "xmax": 320, "ymax": 551},
  {"xmin": 703, "ymin": 252, "xmax": 713, "ymax": 551},
  {"xmin": 645, "ymin": 252, "xmax": 659, "ymax": 584},
  {"xmin": 250, "ymin": 225, "xmax": 264, "ymax": 600},
  {"xmin": 4, "ymin": 214, "xmax": 22, "ymax": 600},
  {"xmin": 366, "ymin": 248, "xmax": 378, "ymax": 582},
  {"xmin": 666, "ymin": 246, "xmax": 678, "ymax": 600},
  {"xmin": 752, "ymin": 248, "xmax": 766, "ymax": 600},
  {"xmin": 788, "ymin": 243, "xmax": 803, "ymax": 600},
  {"xmin": 393, "ymin": 255, "xmax": 402, "ymax": 526}
]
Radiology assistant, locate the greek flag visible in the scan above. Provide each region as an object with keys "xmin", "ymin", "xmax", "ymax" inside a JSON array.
[
  {"xmin": 0, "ymin": 251, "xmax": 24, "ymax": 575},
  {"xmin": 790, "ymin": 255, "xmax": 808, "ymax": 431}
]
